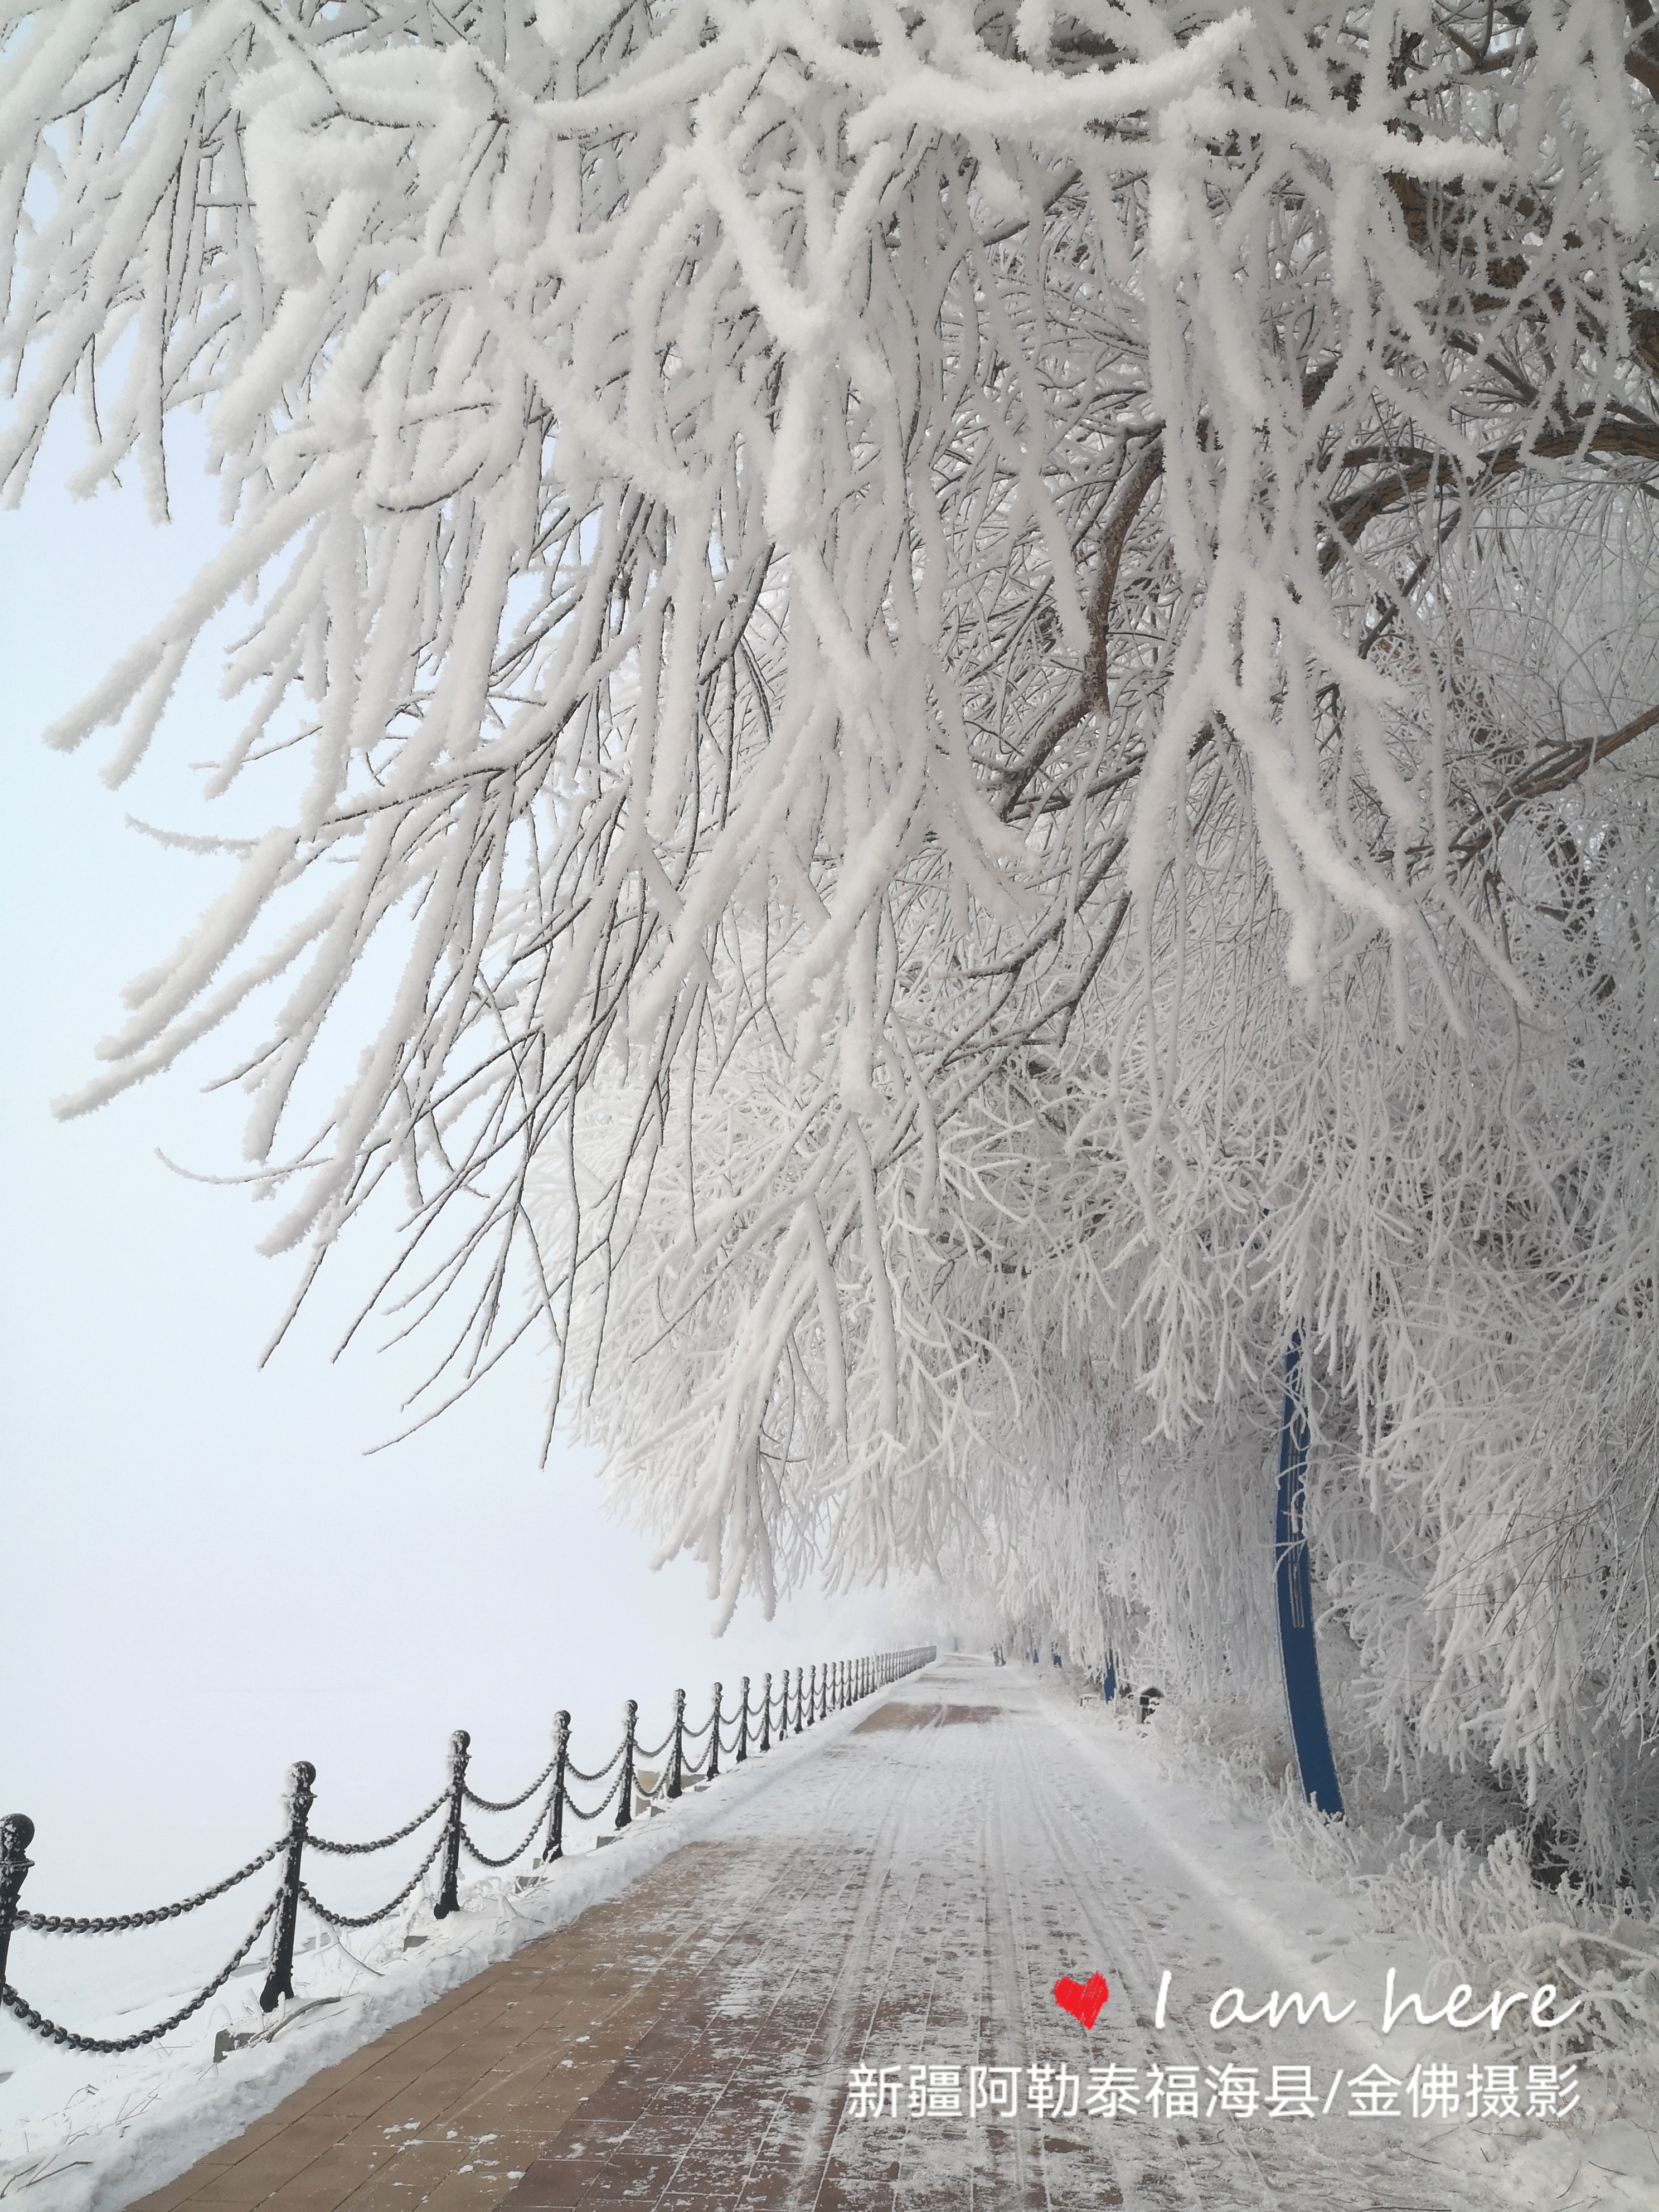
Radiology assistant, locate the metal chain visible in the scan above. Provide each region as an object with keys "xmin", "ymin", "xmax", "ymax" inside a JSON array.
[
  {"xmin": 564, "ymin": 1739, "xmax": 626, "ymax": 1784},
  {"xmin": 308, "ymin": 1790, "xmax": 447, "ymax": 1857},
  {"xmin": 14, "ymin": 1837, "xmax": 288, "ymax": 1934},
  {"xmin": 2, "ymin": 1894, "xmax": 279, "ymax": 2054},
  {"xmin": 561, "ymin": 1766, "xmax": 625, "ymax": 1822},
  {"xmin": 459, "ymin": 1797, "xmax": 549, "ymax": 1870},
  {"xmin": 1, "ymin": 1649, "xmax": 935, "ymax": 2046},
  {"xmin": 463, "ymin": 1753, "xmax": 558, "ymax": 1815},
  {"xmin": 298, "ymin": 1831, "xmax": 446, "ymax": 1932}
]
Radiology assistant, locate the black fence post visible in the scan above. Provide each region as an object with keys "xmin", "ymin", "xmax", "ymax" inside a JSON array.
[
  {"xmin": 759, "ymin": 1672, "xmax": 772, "ymax": 1753},
  {"xmin": 707, "ymin": 1685, "xmax": 722, "ymax": 1780},
  {"xmin": 259, "ymin": 1760, "xmax": 315, "ymax": 2012},
  {"xmin": 794, "ymin": 1666, "xmax": 803, "ymax": 1733},
  {"xmin": 667, "ymin": 1689, "xmax": 685, "ymax": 1799},
  {"xmin": 808, "ymin": 1664, "xmax": 818, "ymax": 1726},
  {"xmin": 0, "ymin": 1814, "xmax": 35, "ymax": 1998},
  {"xmin": 617, "ymin": 1700, "xmax": 637, "ymax": 1829},
  {"xmin": 542, "ymin": 1711, "xmax": 570, "ymax": 1863},
  {"xmin": 434, "ymin": 1729, "xmax": 470, "ymax": 1919},
  {"xmin": 736, "ymin": 1677, "xmax": 750, "ymax": 1763}
]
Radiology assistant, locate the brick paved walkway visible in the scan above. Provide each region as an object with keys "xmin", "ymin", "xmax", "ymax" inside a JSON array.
[
  {"xmin": 129, "ymin": 1663, "xmax": 1516, "ymax": 2212},
  {"xmin": 127, "ymin": 1840, "xmax": 758, "ymax": 2212},
  {"xmin": 129, "ymin": 1691, "xmax": 1038, "ymax": 2212}
]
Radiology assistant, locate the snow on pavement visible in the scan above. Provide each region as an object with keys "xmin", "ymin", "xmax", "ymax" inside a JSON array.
[{"xmin": 4, "ymin": 1656, "xmax": 1650, "ymax": 2209}]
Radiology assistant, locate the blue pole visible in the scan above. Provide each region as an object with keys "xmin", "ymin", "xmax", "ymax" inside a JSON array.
[{"xmin": 1275, "ymin": 1333, "xmax": 1343, "ymax": 1817}]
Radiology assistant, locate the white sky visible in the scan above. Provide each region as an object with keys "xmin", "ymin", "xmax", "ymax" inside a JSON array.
[{"xmin": 0, "ymin": 428, "xmax": 948, "ymax": 1922}]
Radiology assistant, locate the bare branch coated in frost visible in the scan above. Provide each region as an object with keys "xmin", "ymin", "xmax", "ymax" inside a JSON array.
[{"xmin": 5, "ymin": 0, "xmax": 1659, "ymax": 1879}]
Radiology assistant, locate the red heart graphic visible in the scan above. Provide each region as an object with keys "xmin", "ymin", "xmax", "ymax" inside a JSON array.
[{"xmin": 1053, "ymin": 1972, "xmax": 1110, "ymax": 2029}]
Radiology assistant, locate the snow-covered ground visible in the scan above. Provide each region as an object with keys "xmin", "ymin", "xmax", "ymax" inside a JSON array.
[
  {"xmin": 0, "ymin": 1681, "xmax": 880, "ymax": 2209},
  {"xmin": 2, "ymin": 1655, "xmax": 1655, "ymax": 2209}
]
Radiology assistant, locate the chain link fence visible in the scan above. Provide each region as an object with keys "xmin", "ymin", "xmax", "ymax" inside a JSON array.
[{"xmin": 0, "ymin": 1646, "xmax": 935, "ymax": 2056}]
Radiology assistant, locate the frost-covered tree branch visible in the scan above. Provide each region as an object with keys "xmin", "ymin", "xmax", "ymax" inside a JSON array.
[{"xmin": 4, "ymin": 1, "xmax": 1657, "ymax": 1873}]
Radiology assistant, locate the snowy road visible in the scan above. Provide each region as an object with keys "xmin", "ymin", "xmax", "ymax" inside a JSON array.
[{"xmin": 120, "ymin": 1653, "xmax": 1605, "ymax": 2211}]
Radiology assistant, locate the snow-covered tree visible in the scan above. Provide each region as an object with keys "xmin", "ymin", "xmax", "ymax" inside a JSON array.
[{"xmin": 5, "ymin": 3, "xmax": 1656, "ymax": 1871}]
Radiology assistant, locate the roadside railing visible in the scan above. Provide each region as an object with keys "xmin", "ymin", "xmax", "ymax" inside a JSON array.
[{"xmin": 0, "ymin": 1646, "xmax": 934, "ymax": 2056}]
